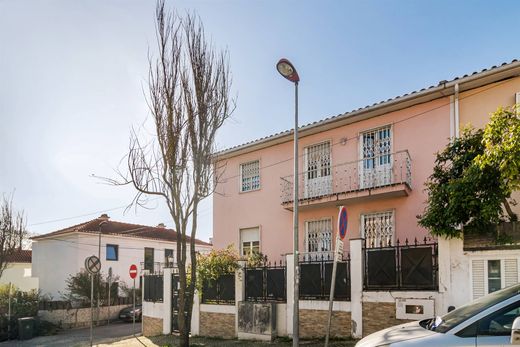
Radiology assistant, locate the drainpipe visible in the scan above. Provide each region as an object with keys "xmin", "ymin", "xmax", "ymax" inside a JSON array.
[{"xmin": 454, "ymin": 83, "xmax": 460, "ymax": 138}]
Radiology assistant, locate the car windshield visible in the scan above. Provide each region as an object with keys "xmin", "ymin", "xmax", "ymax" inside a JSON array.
[{"xmin": 431, "ymin": 284, "xmax": 520, "ymax": 333}]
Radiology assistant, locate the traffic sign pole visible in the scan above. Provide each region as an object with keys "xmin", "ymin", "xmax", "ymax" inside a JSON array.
[
  {"xmin": 325, "ymin": 206, "xmax": 348, "ymax": 347},
  {"xmin": 107, "ymin": 267, "xmax": 112, "ymax": 325},
  {"xmin": 132, "ymin": 278, "xmax": 136, "ymax": 336},
  {"xmin": 129, "ymin": 264, "xmax": 137, "ymax": 336},
  {"xmin": 90, "ymin": 273, "xmax": 94, "ymax": 347}
]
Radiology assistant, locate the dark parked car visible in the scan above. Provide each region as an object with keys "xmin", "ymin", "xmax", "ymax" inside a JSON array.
[{"xmin": 118, "ymin": 305, "xmax": 142, "ymax": 322}]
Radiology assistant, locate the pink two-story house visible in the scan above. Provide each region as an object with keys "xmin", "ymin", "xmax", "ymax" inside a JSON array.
[{"xmin": 212, "ymin": 60, "xmax": 520, "ymax": 263}]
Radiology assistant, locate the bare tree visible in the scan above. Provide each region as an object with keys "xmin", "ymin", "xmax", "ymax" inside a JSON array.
[
  {"xmin": 111, "ymin": 2, "xmax": 231, "ymax": 345},
  {"xmin": 0, "ymin": 194, "xmax": 27, "ymax": 279}
]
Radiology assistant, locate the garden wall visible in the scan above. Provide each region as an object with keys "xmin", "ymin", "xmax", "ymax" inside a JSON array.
[{"xmin": 38, "ymin": 304, "xmax": 129, "ymax": 329}]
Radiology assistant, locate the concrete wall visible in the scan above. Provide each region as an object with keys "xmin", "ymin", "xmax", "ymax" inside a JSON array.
[
  {"xmin": 200, "ymin": 304, "xmax": 236, "ymax": 338},
  {"xmin": 0, "ymin": 262, "xmax": 38, "ymax": 292},
  {"xmin": 143, "ymin": 316, "xmax": 163, "ymax": 337},
  {"xmin": 32, "ymin": 233, "xmax": 211, "ymax": 298},
  {"xmin": 38, "ymin": 304, "xmax": 129, "ymax": 329},
  {"xmin": 299, "ymin": 300, "xmax": 351, "ymax": 338}
]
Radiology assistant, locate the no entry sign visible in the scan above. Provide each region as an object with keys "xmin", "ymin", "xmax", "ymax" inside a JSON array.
[{"xmin": 129, "ymin": 264, "xmax": 138, "ymax": 279}]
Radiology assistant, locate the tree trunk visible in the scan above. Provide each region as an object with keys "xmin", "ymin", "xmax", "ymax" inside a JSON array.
[{"xmin": 503, "ymin": 198, "xmax": 518, "ymax": 221}]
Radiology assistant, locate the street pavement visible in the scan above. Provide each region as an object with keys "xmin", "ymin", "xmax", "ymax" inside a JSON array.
[{"xmin": 0, "ymin": 321, "xmax": 141, "ymax": 347}]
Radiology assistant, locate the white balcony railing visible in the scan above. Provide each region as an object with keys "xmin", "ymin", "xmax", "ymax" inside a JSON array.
[{"xmin": 280, "ymin": 150, "xmax": 411, "ymax": 204}]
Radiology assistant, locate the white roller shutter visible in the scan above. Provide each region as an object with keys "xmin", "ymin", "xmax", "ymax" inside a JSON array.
[
  {"xmin": 505, "ymin": 259, "xmax": 518, "ymax": 287},
  {"xmin": 472, "ymin": 259, "xmax": 485, "ymax": 300}
]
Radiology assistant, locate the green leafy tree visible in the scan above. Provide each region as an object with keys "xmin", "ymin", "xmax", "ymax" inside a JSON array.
[
  {"xmin": 196, "ymin": 246, "xmax": 239, "ymax": 293},
  {"xmin": 418, "ymin": 127, "xmax": 513, "ymax": 238},
  {"xmin": 63, "ymin": 270, "xmax": 120, "ymax": 304},
  {"xmin": 476, "ymin": 105, "xmax": 520, "ymax": 219}
]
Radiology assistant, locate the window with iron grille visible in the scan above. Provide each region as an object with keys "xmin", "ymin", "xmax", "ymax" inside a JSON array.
[
  {"xmin": 240, "ymin": 160, "xmax": 260, "ymax": 192},
  {"xmin": 305, "ymin": 141, "xmax": 331, "ymax": 180},
  {"xmin": 362, "ymin": 211, "xmax": 394, "ymax": 248},
  {"xmin": 362, "ymin": 126, "xmax": 391, "ymax": 165},
  {"xmin": 305, "ymin": 219, "xmax": 332, "ymax": 253},
  {"xmin": 360, "ymin": 126, "xmax": 392, "ymax": 188}
]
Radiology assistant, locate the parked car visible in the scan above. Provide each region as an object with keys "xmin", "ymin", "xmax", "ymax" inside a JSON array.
[
  {"xmin": 356, "ymin": 284, "xmax": 520, "ymax": 346},
  {"xmin": 118, "ymin": 305, "xmax": 142, "ymax": 322}
]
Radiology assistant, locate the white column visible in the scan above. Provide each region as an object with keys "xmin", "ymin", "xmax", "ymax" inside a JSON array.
[
  {"xmin": 235, "ymin": 260, "xmax": 246, "ymax": 336},
  {"xmin": 191, "ymin": 290, "xmax": 200, "ymax": 336},
  {"xmin": 350, "ymin": 238, "xmax": 363, "ymax": 339},
  {"xmin": 437, "ymin": 237, "xmax": 466, "ymax": 315},
  {"xmin": 163, "ymin": 268, "xmax": 172, "ymax": 334},
  {"xmin": 285, "ymin": 253, "xmax": 294, "ymax": 337}
]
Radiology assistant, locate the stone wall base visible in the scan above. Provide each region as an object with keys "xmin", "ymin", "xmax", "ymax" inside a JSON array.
[
  {"xmin": 299, "ymin": 309, "xmax": 351, "ymax": 339},
  {"xmin": 362, "ymin": 302, "xmax": 412, "ymax": 336},
  {"xmin": 143, "ymin": 315, "xmax": 163, "ymax": 337},
  {"xmin": 200, "ymin": 311, "xmax": 235, "ymax": 338}
]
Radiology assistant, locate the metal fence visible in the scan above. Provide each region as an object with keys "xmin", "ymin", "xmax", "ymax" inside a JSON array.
[
  {"xmin": 201, "ymin": 273, "xmax": 235, "ymax": 305},
  {"xmin": 299, "ymin": 252, "xmax": 351, "ymax": 301},
  {"xmin": 281, "ymin": 150, "xmax": 412, "ymax": 203},
  {"xmin": 144, "ymin": 274, "xmax": 164, "ymax": 302},
  {"xmin": 140, "ymin": 262, "xmax": 162, "ymax": 275},
  {"xmin": 245, "ymin": 260, "xmax": 286, "ymax": 302},
  {"xmin": 364, "ymin": 238, "xmax": 438, "ymax": 291}
]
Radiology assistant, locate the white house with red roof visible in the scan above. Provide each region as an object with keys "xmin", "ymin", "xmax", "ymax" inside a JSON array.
[
  {"xmin": 0, "ymin": 249, "xmax": 38, "ymax": 292},
  {"xmin": 31, "ymin": 214, "xmax": 211, "ymax": 298}
]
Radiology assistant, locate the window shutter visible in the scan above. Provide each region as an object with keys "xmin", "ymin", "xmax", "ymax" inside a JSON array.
[
  {"xmin": 505, "ymin": 259, "xmax": 518, "ymax": 287},
  {"xmin": 472, "ymin": 259, "xmax": 485, "ymax": 300},
  {"xmin": 240, "ymin": 227, "xmax": 259, "ymax": 243}
]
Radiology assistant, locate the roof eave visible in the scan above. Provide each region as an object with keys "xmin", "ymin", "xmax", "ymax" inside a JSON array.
[{"xmin": 214, "ymin": 60, "xmax": 520, "ymax": 160}]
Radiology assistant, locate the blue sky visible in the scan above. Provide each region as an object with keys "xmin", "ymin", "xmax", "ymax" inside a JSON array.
[{"xmin": 0, "ymin": 0, "xmax": 519, "ymax": 242}]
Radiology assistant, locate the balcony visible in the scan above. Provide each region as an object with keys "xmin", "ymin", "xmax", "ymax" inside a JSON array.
[{"xmin": 280, "ymin": 150, "xmax": 412, "ymax": 210}]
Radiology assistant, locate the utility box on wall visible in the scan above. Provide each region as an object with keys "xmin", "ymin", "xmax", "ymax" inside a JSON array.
[
  {"xmin": 395, "ymin": 298, "xmax": 435, "ymax": 320},
  {"xmin": 237, "ymin": 302, "xmax": 276, "ymax": 341}
]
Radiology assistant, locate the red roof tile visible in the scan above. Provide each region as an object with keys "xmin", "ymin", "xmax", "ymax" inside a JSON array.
[
  {"xmin": 5, "ymin": 249, "xmax": 32, "ymax": 263},
  {"xmin": 31, "ymin": 216, "xmax": 211, "ymax": 246}
]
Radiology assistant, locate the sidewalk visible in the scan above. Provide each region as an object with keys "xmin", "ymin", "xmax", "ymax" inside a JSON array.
[{"xmin": 100, "ymin": 335, "xmax": 358, "ymax": 346}]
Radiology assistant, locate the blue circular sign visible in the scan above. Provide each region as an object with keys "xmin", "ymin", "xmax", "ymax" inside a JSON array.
[{"xmin": 338, "ymin": 207, "xmax": 348, "ymax": 240}]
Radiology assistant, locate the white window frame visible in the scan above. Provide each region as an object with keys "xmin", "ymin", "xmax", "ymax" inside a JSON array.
[
  {"xmin": 239, "ymin": 160, "xmax": 261, "ymax": 193},
  {"xmin": 360, "ymin": 210, "xmax": 395, "ymax": 248},
  {"xmin": 240, "ymin": 226, "xmax": 260, "ymax": 256},
  {"xmin": 304, "ymin": 217, "xmax": 333, "ymax": 254},
  {"xmin": 470, "ymin": 256, "xmax": 520, "ymax": 300}
]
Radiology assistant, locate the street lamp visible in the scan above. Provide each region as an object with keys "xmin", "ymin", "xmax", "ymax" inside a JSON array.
[{"xmin": 276, "ymin": 58, "xmax": 300, "ymax": 346}]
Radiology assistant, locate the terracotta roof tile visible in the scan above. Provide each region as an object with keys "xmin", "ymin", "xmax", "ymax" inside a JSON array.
[
  {"xmin": 5, "ymin": 250, "xmax": 31, "ymax": 263},
  {"xmin": 31, "ymin": 217, "xmax": 211, "ymax": 246}
]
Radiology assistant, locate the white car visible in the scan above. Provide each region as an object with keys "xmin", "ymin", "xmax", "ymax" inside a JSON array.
[{"xmin": 356, "ymin": 284, "xmax": 520, "ymax": 346}]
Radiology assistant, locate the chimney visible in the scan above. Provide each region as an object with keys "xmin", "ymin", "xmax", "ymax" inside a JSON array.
[
  {"xmin": 99, "ymin": 214, "xmax": 110, "ymax": 221},
  {"xmin": 157, "ymin": 223, "xmax": 166, "ymax": 228}
]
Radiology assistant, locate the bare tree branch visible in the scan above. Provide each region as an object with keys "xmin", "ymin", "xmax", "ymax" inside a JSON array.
[{"xmin": 104, "ymin": 2, "xmax": 232, "ymax": 345}]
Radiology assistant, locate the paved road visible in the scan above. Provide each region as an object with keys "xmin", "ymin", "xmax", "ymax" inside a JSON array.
[{"xmin": 1, "ymin": 321, "xmax": 141, "ymax": 347}]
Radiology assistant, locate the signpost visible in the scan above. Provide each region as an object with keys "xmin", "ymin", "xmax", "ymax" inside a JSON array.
[
  {"xmin": 85, "ymin": 255, "xmax": 100, "ymax": 347},
  {"xmin": 129, "ymin": 264, "xmax": 138, "ymax": 335},
  {"xmin": 325, "ymin": 206, "xmax": 348, "ymax": 347},
  {"xmin": 107, "ymin": 267, "xmax": 112, "ymax": 325}
]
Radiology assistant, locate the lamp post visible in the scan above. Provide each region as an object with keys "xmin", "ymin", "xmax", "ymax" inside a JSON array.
[{"xmin": 276, "ymin": 58, "xmax": 300, "ymax": 346}]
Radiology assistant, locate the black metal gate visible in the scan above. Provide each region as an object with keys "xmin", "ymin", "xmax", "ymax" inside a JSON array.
[{"xmin": 364, "ymin": 239, "xmax": 438, "ymax": 290}]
